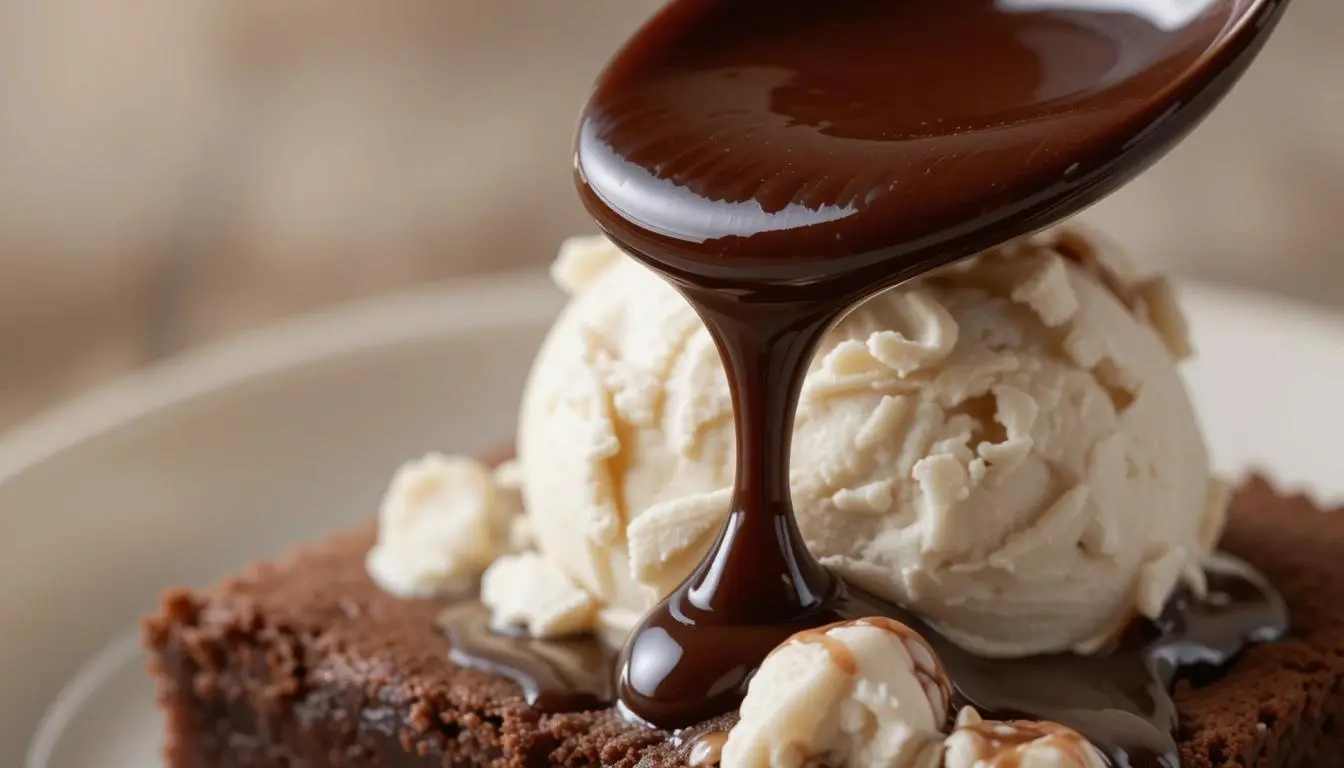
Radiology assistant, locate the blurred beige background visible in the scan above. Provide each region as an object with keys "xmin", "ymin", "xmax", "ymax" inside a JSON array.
[{"xmin": 0, "ymin": 0, "xmax": 1340, "ymax": 431}]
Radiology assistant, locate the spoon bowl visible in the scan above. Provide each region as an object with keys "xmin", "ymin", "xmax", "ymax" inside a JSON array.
[{"xmin": 576, "ymin": 0, "xmax": 1290, "ymax": 298}]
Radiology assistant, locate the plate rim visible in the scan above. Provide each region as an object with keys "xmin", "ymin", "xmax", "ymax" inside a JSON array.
[
  {"xmin": 1180, "ymin": 279, "xmax": 1344, "ymax": 342},
  {"xmin": 5, "ymin": 273, "xmax": 1344, "ymax": 490},
  {"xmin": 23, "ymin": 629, "xmax": 144, "ymax": 768},
  {"xmin": 0, "ymin": 269, "xmax": 559, "ymax": 489}
]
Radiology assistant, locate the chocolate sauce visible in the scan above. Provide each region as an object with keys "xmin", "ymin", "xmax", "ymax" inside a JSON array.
[
  {"xmin": 448, "ymin": 0, "xmax": 1291, "ymax": 764},
  {"xmin": 438, "ymin": 602, "xmax": 617, "ymax": 711},
  {"xmin": 577, "ymin": 0, "xmax": 1287, "ymax": 288}
]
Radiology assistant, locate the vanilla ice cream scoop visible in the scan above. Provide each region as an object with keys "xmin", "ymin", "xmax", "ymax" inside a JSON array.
[{"xmin": 511, "ymin": 227, "xmax": 1221, "ymax": 655}]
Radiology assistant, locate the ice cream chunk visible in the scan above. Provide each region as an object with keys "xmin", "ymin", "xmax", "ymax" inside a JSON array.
[
  {"xmin": 943, "ymin": 709, "xmax": 1107, "ymax": 768},
  {"xmin": 480, "ymin": 551, "xmax": 598, "ymax": 637},
  {"xmin": 719, "ymin": 619, "xmax": 1108, "ymax": 768},
  {"xmin": 514, "ymin": 227, "xmax": 1219, "ymax": 656},
  {"xmin": 366, "ymin": 454, "xmax": 520, "ymax": 597},
  {"xmin": 720, "ymin": 618, "xmax": 950, "ymax": 768}
]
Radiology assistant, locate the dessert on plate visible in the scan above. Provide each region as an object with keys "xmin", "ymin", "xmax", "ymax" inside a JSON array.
[
  {"xmin": 144, "ymin": 231, "xmax": 1344, "ymax": 768},
  {"xmin": 146, "ymin": 0, "xmax": 1318, "ymax": 765}
]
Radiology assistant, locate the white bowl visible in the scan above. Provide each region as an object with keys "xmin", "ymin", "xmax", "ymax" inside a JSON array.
[{"xmin": 4, "ymin": 273, "xmax": 1344, "ymax": 766}]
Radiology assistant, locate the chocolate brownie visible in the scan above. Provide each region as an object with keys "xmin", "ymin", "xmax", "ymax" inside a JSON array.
[{"xmin": 143, "ymin": 477, "xmax": 1344, "ymax": 767}]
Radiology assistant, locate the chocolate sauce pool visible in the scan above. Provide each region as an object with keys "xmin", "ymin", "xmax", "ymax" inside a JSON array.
[
  {"xmin": 446, "ymin": 0, "xmax": 1292, "ymax": 764},
  {"xmin": 443, "ymin": 555, "xmax": 1284, "ymax": 766}
]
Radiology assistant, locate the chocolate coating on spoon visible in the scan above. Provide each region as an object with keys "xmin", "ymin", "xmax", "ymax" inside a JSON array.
[
  {"xmin": 439, "ymin": 602, "xmax": 617, "ymax": 711},
  {"xmin": 578, "ymin": 0, "xmax": 1288, "ymax": 289}
]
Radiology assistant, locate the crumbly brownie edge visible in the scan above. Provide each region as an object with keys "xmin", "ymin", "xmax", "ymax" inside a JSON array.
[
  {"xmin": 139, "ymin": 528, "xmax": 671, "ymax": 768},
  {"xmin": 144, "ymin": 589, "xmax": 510, "ymax": 767}
]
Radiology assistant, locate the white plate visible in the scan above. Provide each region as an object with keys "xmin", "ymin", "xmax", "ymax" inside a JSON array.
[{"xmin": 4, "ymin": 273, "xmax": 1343, "ymax": 767}]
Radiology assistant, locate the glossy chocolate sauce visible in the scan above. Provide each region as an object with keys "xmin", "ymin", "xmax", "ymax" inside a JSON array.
[
  {"xmin": 448, "ymin": 0, "xmax": 1291, "ymax": 764},
  {"xmin": 439, "ymin": 601, "xmax": 617, "ymax": 711}
]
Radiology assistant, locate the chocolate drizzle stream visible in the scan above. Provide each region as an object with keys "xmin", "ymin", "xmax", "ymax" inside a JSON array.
[{"xmin": 450, "ymin": 0, "xmax": 1291, "ymax": 766}]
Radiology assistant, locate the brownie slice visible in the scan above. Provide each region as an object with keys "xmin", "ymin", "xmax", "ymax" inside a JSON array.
[{"xmin": 144, "ymin": 477, "xmax": 1344, "ymax": 767}]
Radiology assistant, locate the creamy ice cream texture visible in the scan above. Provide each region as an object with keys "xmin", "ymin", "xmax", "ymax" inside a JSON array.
[
  {"xmin": 494, "ymin": 227, "xmax": 1221, "ymax": 656},
  {"xmin": 366, "ymin": 453, "xmax": 523, "ymax": 598},
  {"xmin": 720, "ymin": 618, "xmax": 1107, "ymax": 768},
  {"xmin": 721, "ymin": 617, "xmax": 950, "ymax": 768},
  {"xmin": 942, "ymin": 710, "xmax": 1107, "ymax": 768}
]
